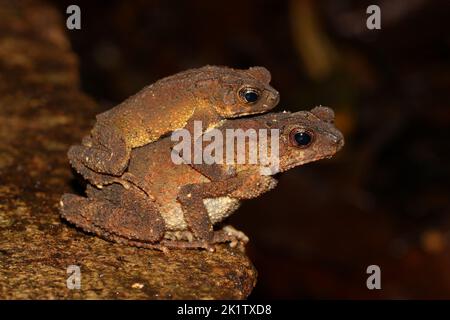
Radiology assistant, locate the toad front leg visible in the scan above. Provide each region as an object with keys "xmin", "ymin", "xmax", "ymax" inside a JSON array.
[{"xmin": 176, "ymin": 173, "xmax": 276, "ymax": 245}]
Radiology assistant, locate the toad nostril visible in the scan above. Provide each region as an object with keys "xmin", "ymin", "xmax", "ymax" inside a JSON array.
[
  {"xmin": 335, "ymin": 135, "xmax": 345, "ymax": 149},
  {"xmin": 329, "ymin": 131, "xmax": 344, "ymax": 146},
  {"xmin": 269, "ymin": 92, "xmax": 280, "ymax": 104}
]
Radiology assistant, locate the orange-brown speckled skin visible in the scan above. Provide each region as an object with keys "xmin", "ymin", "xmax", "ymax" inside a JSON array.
[
  {"xmin": 68, "ymin": 66, "xmax": 279, "ymax": 187},
  {"xmin": 60, "ymin": 107, "xmax": 344, "ymax": 251}
]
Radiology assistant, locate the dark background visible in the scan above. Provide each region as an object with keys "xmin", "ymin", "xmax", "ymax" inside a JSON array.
[{"xmin": 51, "ymin": 0, "xmax": 450, "ymax": 299}]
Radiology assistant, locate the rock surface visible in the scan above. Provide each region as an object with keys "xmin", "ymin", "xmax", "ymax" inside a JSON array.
[{"xmin": 0, "ymin": 0, "xmax": 256, "ymax": 299}]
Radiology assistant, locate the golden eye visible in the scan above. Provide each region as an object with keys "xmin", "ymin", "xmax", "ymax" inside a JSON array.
[
  {"xmin": 289, "ymin": 128, "xmax": 314, "ymax": 148},
  {"xmin": 239, "ymin": 87, "xmax": 260, "ymax": 104}
]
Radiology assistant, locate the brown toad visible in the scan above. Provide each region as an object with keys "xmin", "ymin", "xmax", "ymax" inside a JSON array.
[
  {"xmin": 60, "ymin": 107, "xmax": 344, "ymax": 251},
  {"xmin": 68, "ymin": 65, "xmax": 279, "ymax": 188}
]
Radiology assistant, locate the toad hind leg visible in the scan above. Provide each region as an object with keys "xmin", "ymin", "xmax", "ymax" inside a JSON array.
[
  {"xmin": 60, "ymin": 192, "xmax": 165, "ymax": 243},
  {"xmin": 60, "ymin": 194, "xmax": 221, "ymax": 251}
]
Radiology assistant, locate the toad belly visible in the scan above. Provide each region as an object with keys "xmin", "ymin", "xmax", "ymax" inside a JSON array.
[{"xmin": 159, "ymin": 197, "xmax": 241, "ymax": 231}]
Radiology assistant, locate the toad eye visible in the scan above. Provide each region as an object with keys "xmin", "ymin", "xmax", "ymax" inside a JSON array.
[
  {"xmin": 289, "ymin": 129, "xmax": 314, "ymax": 148},
  {"xmin": 239, "ymin": 87, "xmax": 260, "ymax": 104}
]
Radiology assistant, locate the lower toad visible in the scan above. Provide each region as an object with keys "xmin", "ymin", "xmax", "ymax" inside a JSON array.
[{"xmin": 60, "ymin": 107, "xmax": 344, "ymax": 251}]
